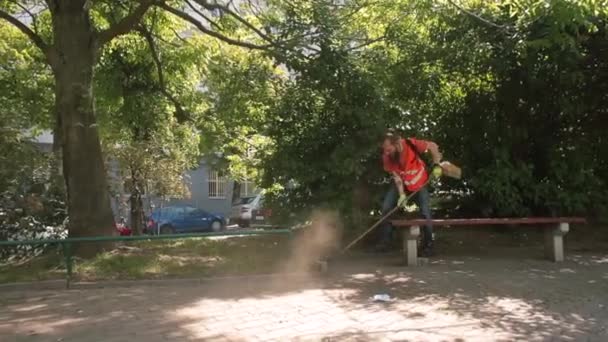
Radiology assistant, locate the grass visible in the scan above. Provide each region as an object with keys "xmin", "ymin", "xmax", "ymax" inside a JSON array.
[
  {"xmin": 0, "ymin": 235, "xmax": 292, "ymax": 284},
  {"xmin": 1, "ymin": 223, "xmax": 605, "ymax": 285},
  {"xmin": 0, "ymin": 252, "xmax": 66, "ymax": 283}
]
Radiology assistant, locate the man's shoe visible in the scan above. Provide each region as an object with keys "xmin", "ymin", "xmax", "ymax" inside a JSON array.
[{"xmin": 419, "ymin": 240, "xmax": 435, "ymax": 257}]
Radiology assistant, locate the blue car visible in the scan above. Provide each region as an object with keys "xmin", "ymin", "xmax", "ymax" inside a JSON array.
[{"xmin": 144, "ymin": 205, "xmax": 226, "ymax": 235}]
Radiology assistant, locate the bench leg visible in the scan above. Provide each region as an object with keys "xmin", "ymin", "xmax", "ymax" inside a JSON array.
[
  {"xmin": 544, "ymin": 223, "xmax": 569, "ymax": 262},
  {"xmin": 403, "ymin": 225, "xmax": 420, "ymax": 266}
]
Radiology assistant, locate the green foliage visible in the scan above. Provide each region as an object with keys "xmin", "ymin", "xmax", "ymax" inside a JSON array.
[
  {"xmin": 194, "ymin": 37, "xmax": 281, "ymax": 185},
  {"xmin": 348, "ymin": 0, "xmax": 608, "ymax": 220},
  {"xmin": 0, "ymin": 22, "xmax": 53, "ymax": 131},
  {"xmin": 254, "ymin": 1, "xmax": 396, "ymax": 225},
  {"xmin": 245, "ymin": 0, "xmax": 608, "ymax": 223},
  {"xmin": 425, "ymin": 0, "xmax": 608, "ymax": 219},
  {"xmin": 2, "ymin": 0, "xmax": 607, "ymax": 234},
  {"xmin": 95, "ymin": 14, "xmax": 202, "ymax": 203},
  {"xmin": 0, "ymin": 22, "xmax": 65, "ymax": 254}
]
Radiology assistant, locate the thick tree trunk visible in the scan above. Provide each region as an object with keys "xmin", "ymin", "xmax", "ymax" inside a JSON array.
[{"xmin": 51, "ymin": 3, "xmax": 115, "ymax": 256}]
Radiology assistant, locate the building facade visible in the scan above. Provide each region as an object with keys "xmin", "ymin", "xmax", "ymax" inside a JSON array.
[
  {"xmin": 157, "ymin": 161, "xmax": 259, "ymax": 216},
  {"xmin": 32, "ymin": 131, "xmax": 259, "ymax": 221}
]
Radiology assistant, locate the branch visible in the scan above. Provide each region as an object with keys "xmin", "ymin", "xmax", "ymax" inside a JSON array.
[
  {"xmin": 247, "ymin": 0, "xmax": 265, "ymax": 21},
  {"xmin": 185, "ymin": 0, "xmax": 223, "ymax": 32},
  {"xmin": 0, "ymin": 9, "xmax": 48, "ymax": 52},
  {"xmin": 345, "ymin": 35, "xmax": 386, "ymax": 52},
  {"xmin": 12, "ymin": 1, "xmax": 41, "ymax": 34},
  {"xmin": 158, "ymin": 3, "xmax": 272, "ymax": 50},
  {"xmin": 138, "ymin": 26, "xmax": 189, "ymax": 122},
  {"xmin": 446, "ymin": 0, "xmax": 514, "ymax": 31},
  {"xmin": 96, "ymin": 0, "xmax": 155, "ymax": 46},
  {"xmin": 190, "ymin": 0, "xmax": 275, "ymax": 45},
  {"xmin": 153, "ymin": 31, "xmax": 182, "ymax": 48},
  {"xmin": 340, "ymin": 0, "xmax": 379, "ymax": 24},
  {"xmin": 171, "ymin": 27, "xmax": 191, "ymax": 45}
]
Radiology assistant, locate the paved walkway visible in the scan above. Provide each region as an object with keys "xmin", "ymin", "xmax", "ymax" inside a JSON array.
[{"xmin": 2, "ymin": 254, "xmax": 608, "ymax": 341}]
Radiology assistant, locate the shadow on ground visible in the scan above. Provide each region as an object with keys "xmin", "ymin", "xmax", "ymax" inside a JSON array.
[
  {"xmin": 1, "ymin": 246, "xmax": 607, "ymax": 341},
  {"xmin": 1, "ymin": 223, "xmax": 607, "ymax": 341}
]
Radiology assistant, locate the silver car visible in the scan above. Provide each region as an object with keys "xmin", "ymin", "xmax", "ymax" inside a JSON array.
[{"xmin": 230, "ymin": 193, "xmax": 265, "ymax": 228}]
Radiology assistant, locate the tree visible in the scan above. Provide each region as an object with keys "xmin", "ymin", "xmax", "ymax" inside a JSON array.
[
  {"xmin": 0, "ymin": 20, "xmax": 54, "ymax": 190},
  {"xmin": 195, "ymin": 36, "xmax": 281, "ymax": 198},
  {"xmin": 246, "ymin": 0, "xmax": 608, "ymax": 223},
  {"xmin": 1, "ymin": 22, "xmax": 67, "ymax": 255},
  {"xmin": 253, "ymin": 0, "xmax": 394, "ymax": 226},
  {"xmin": 0, "ymin": 0, "xmax": 286, "ymax": 254},
  {"xmin": 376, "ymin": 0, "xmax": 608, "ymax": 218},
  {"xmin": 95, "ymin": 12, "xmax": 203, "ymax": 235},
  {"xmin": 0, "ymin": 18, "xmax": 63, "ymax": 213}
]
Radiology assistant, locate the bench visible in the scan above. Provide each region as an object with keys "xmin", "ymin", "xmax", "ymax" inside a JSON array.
[{"xmin": 391, "ymin": 217, "xmax": 587, "ymax": 266}]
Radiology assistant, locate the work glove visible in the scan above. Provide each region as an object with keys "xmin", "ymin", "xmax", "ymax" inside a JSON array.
[
  {"xmin": 431, "ymin": 164, "xmax": 443, "ymax": 179},
  {"xmin": 397, "ymin": 193, "xmax": 407, "ymax": 209}
]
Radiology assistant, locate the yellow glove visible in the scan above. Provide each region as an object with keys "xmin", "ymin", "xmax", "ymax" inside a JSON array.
[
  {"xmin": 397, "ymin": 194, "xmax": 407, "ymax": 209},
  {"xmin": 432, "ymin": 164, "xmax": 443, "ymax": 179}
]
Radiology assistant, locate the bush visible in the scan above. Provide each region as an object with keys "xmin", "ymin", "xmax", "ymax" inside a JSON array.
[{"xmin": 0, "ymin": 191, "xmax": 67, "ymax": 261}]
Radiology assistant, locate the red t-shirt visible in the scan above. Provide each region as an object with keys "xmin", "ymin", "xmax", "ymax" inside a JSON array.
[{"xmin": 382, "ymin": 138, "xmax": 429, "ymax": 192}]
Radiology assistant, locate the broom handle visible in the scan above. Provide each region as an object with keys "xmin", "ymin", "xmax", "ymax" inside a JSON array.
[
  {"xmin": 340, "ymin": 179, "xmax": 430, "ymax": 254},
  {"xmin": 339, "ymin": 205, "xmax": 400, "ymax": 254}
]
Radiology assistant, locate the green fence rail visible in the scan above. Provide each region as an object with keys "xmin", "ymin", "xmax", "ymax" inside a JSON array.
[{"xmin": 0, "ymin": 229, "xmax": 293, "ymax": 288}]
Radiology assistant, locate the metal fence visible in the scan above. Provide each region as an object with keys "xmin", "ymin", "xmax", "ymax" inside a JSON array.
[{"xmin": 0, "ymin": 229, "xmax": 293, "ymax": 288}]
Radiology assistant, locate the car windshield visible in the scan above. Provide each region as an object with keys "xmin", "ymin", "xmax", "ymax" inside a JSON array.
[{"xmin": 236, "ymin": 197, "xmax": 256, "ymax": 205}]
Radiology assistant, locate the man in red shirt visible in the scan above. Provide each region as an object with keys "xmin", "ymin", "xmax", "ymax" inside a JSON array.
[{"xmin": 375, "ymin": 129, "xmax": 443, "ymax": 256}]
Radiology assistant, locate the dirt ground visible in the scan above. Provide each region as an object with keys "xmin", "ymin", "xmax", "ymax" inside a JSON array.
[{"xmin": 1, "ymin": 224, "xmax": 607, "ymax": 341}]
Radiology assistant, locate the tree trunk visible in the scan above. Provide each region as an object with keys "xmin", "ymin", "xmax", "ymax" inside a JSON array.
[
  {"xmin": 51, "ymin": 3, "xmax": 115, "ymax": 256},
  {"xmin": 129, "ymin": 166, "xmax": 144, "ymax": 236},
  {"xmin": 48, "ymin": 108, "xmax": 66, "ymax": 200},
  {"xmin": 129, "ymin": 192, "xmax": 144, "ymax": 236},
  {"xmin": 232, "ymin": 181, "xmax": 241, "ymax": 204}
]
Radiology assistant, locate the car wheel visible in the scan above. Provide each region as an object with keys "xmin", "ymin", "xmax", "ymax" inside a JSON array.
[
  {"xmin": 160, "ymin": 225, "xmax": 175, "ymax": 235},
  {"xmin": 211, "ymin": 220, "xmax": 223, "ymax": 232}
]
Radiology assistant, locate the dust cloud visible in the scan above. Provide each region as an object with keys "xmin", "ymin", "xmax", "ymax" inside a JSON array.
[{"xmin": 277, "ymin": 208, "xmax": 344, "ymax": 275}]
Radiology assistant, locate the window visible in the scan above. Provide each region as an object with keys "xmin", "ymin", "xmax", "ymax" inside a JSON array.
[
  {"xmin": 188, "ymin": 209, "xmax": 208, "ymax": 218},
  {"xmin": 240, "ymin": 161, "xmax": 258, "ymax": 197},
  {"xmin": 208, "ymin": 170, "xmax": 226, "ymax": 199},
  {"xmin": 240, "ymin": 178, "xmax": 258, "ymax": 197}
]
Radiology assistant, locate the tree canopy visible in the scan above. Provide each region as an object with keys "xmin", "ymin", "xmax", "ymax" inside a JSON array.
[{"xmin": 1, "ymin": 0, "xmax": 606, "ymax": 245}]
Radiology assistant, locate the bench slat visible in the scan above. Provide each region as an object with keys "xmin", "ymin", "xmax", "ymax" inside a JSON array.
[{"xmin": 392, "ymin": 217, "xmax": 587, "ymax": 226}]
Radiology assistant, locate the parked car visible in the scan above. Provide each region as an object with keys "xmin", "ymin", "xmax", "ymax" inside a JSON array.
[
  {"xmin": 229, "ymin": 192, "xmax": 272, "ymax": 228},
  {"xmin": 143, "ymin": 205, "xmax": 226, "ymax": 235}
]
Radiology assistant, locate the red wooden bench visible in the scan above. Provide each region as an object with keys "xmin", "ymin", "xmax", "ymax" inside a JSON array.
[{"xmin": 390, "ymin": 217, "xmax": 587, "ymax": 266}]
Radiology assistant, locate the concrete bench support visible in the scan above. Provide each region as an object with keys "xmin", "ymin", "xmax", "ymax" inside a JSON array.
[
  {"xmin": 403, "ymin": 225, "xmax": 420, "ymax": 266},
  {"xmin": 544, "ymin": 223, "xmax": 569, "ymax": 262}
]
